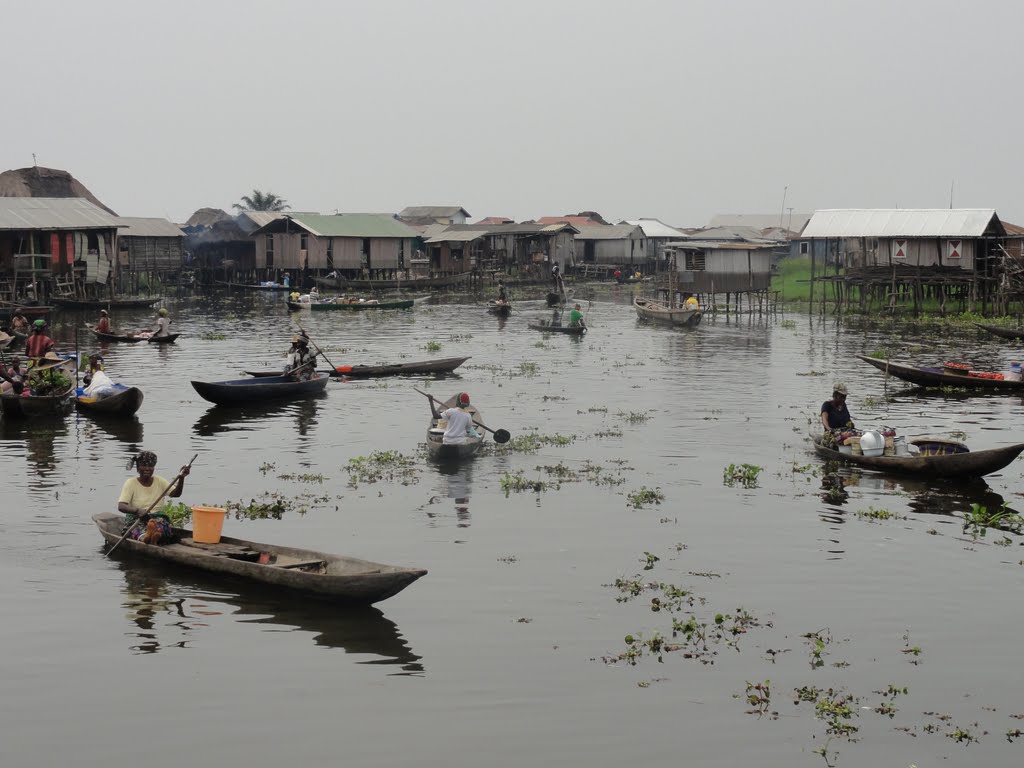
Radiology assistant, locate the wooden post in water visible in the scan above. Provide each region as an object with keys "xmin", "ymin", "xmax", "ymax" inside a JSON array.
[{"xmin": 809, "ymin": 241, "xmax": 816, "ymax": 315}]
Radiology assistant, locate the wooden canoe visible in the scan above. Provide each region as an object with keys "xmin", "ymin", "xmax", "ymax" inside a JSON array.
[
  {"xmin": 811, "ymin": 435, "xmax": 1024, "ymax": 479},
  {"xmin": 76, "ymin": 384, "xmax": 144, "ymax": 416},
  {"xmin": 53, "ymin": 296, "xmax": 163, "ymax": 309},
  {"xmin": 426, "ymin": 395, "xmax": 486, "ymax": 461},
  {"xmin": 974, "ymin": 323, "xmax": 1024, "ymax": 340},
  {"xmin": 216, "ymin": 281, "xmax": 291, "ymax": 291},
  {"xmin": 309, "ymin": 298, "xmax": 414, "ymax": 311},
  {"xmin": 192, "ymin": 373, "xmax": 329, "ymax": 405},
  {"xmin": 1, "ymin": 383, "xmax": 74, "ymax": 418},
  {"xmin": 92, "ymin": 512, "xmax": 426, "ymax": 604},
  {"xmin": 528, "ymin": 319, "xmax": 586, "ymax": 335},
  {"xmin": 147, "ymin": 333, "xmax": 179, "ymax": 344},
  {"xmin": 634, "ymin": 297, "xmax": 702, "ymax": 327},
  {"xmin": 87, "ymin": 325, "xmax": 147, "ymax": 343},
  {"xmin": 314, "ymin": 272, "xmax": 472, "ymax": 291},
  {"xmin": 487, "ymin": 301, "xmax": 512, "ymax": 316},
  {"xmin": 856, "ymin": 354, "xmax": 1024, "ymax": 391},
  {"xmin": 245, "ymin": 356, "xmax": 470, "ymax": 379},
  {"xmin": 0, "ymin": 304, "xmax": 53, "ymax": 319}
]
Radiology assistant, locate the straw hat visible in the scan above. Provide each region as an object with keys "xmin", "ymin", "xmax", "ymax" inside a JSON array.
[
  {"xmin": 0, "ymin": 331, "xmax": 12, "ymax": 345},
  {"xmin": 32, "ymin": 352, "xmax": 68, "ymax": 372},
  {"xmin": 833, "ymin": 382, "xmax": 848, "ymax": 396}
]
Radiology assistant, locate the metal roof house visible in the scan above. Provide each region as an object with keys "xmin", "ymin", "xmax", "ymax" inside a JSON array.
[
  {"xmin": 398, "ymin": 206, "xmax": 470, "ymax": 226},
  {"xmin": 0, "ymin": 197, "xmax": 121, "ymax": 300},
  {"xmin": 249, "ymin": 213, "xmax": 420, "ymax": 279},
  {"xmin": 116, "ymin": 217, "xmax": 186, "ymax": 273},
  {"xmin": 429, "ymin": 222, "xmax": 579, "ymax": 277},
  {"xmin": 797, "ymin": 208, "xmax": 1009, "ymax": 313},
  {"xmin": 662, "ymin": 239, "xmax": 775, "ymax": 295},
  {"xmin": 574, "ymin": 223, "xmax": 648, "ymax": 268},
  {"xmin": 625, "ymin": 219, "xmax": 688, "ymax": 260}
]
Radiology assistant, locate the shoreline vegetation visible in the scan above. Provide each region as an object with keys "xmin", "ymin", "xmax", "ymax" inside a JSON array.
[{"xmin": 771, "ymin": 256, "xmax": 1024, "ymax": 323}]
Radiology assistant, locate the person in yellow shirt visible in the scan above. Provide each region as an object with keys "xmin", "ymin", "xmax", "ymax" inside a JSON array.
[
  {"xmin": 684, "ymin": 294, "xmax": 699, "ymax": 309},
  {"xmin": 117, "ymin": 450, "xmax": 190, "ymax": 543}
]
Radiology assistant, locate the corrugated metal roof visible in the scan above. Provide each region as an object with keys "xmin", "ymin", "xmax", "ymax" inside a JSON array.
[
  {"xmin": 116, "ymin": 217, "xmax": 185, "ymax": 238},
  {"xmin": 399, "ymin": 206, "xmax": 470, "ymax": 219},
  {"xmin": 624, "ymin": 219, "xmax": 687, "ymax": 238},
  {"xmin": 283, "ymin": 213, "xmax": 420, "ymax": 238},
  {"xmin": 574, "ymin": 224, "xmax": 643, "ymax": 240},
  {"xmin": 446, "ymin": 223, "xmax": 580, "ymax": 235},
  {"xmin": 710, "ymin": 213, "xmax": 812, "ymax": 231},
  {"xmin": 801, "ymin": 209, "xmax": 1001, "ymax": 238},
  {"xmin": 424, "ymin": 230, "xmax": 486, "ymax": 244},
  {"xmin": 0, "ymin": 197, "xmax": 121, "ymax": 230},
  {"xmin": 536, "ymin": 216, "xmax": 605, "ymax": 228},
  {"xmin": 666, "ymin": 240, "xmax": 776, "ymax": 251}
]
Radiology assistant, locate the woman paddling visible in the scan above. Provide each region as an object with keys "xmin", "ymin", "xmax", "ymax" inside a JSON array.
[{"xmin": 117, "ymin": 451, "xmax": 190, "ymax": 545}]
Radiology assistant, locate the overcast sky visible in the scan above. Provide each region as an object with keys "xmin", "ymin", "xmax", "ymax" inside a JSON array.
[{"xmin": 4, "ymin": 0, "xmax": 1021, "ymax": 227}]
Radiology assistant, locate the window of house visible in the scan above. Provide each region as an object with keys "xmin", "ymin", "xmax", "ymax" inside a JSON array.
[
  {"xmin": 800, "ymin": 241, "xmax": 809, "ymax": 255},
  {"xmin": 685, "ymin": 252, "xmax": 706, "ymax": 271},
  {"xmin": 300, "ymin": 233, "xmax": 308, "ymax": 251}
]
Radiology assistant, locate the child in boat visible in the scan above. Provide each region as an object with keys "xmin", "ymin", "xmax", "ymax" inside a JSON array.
[{"xmin": 117, "ymin": 451, "xmax": 190, "ymax": 544}]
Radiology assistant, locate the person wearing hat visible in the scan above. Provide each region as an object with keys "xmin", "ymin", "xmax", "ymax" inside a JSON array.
[
  {"xmin": 821, "ymin": 382, "xmax": 855, "ymax": 432},
  {"xmin": 11, "ymin": 311, "xmax": 29, "ymax": 334},
  {"xmin": 569, "ymin": 303, "xmax": 586, "ymax": 329},
  {"xmin": 150, "ymin": 307, "xmax": 172, "ymax": 338},
  {"xmin": 435, "ymin": 392, "xmax": 479, "ymax": 445},
  {"xmin": 24, "ymin": 319, "xmax": 55, "ymax": 359},
  {"xmin": 283, "ymin": 334, "xmax": 317, "ymax": 380},
  {"xmin": 96, "ymin": 309, "xmax": 112, "ymax": 334}
]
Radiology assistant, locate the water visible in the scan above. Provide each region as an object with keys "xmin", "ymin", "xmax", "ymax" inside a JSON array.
[{"xmin": 3, "ymin": 288, "xmax": 1024, "ymax": 767}]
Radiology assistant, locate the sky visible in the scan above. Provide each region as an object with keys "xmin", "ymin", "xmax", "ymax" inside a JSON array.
[{"xmin": 4, "ymin": 0, "xmax": 1022, "ymax": 227}]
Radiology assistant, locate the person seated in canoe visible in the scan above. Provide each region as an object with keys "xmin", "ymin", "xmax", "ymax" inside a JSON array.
[
  {"xmin": 569, "ymin": 303, "xmax": 586, "ymax": 328},
  {"xmin": 496, "ymin": 281, "xmax": 508, "ymax": 304},
  {"xmin": 118, "ymin": 450, "xmax": 190, "ymax": 545},
  {"xmin": 1, "ymin": 355, "xmax": 26, "ymax": 394},
  {"xmin": 820, "ymin": 382, "xmax": 854, "ymax": 448},
  {"xmin": 82, "ymin": 355, "xmax": 116, "ymax": 399},
  {"xmin": 11, "ymin": 311, "xmax": 30, "ymax": 334},
  {"xmin": 433, "ymin": 392, "xmax": 480, "ymax": 445},
  {"xmin": 152, "ymin": 308, "xmax": 172, "ymax": 338},
  {"xmin": 684, "ymin": 294, "xmax": 699, "ymax": 309},
  {"xmin": 96, "ymin": 309, "xmax": 112, "ymax": 334},
  {"xmin": 309, "ymin": 285, "xmax": 319, "ymax": 301},
  {"xmin": 25, "ymin": 319, "xmax": 55, "ymax": 359},
  {"xmin": 284, "ymin": 334, "xmax": 317, "ymax": 380}
]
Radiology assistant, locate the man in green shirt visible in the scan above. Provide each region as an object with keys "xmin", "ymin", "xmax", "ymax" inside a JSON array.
[{"xmin": 569, "ymin": 303, "xmax": 585, "ymax": 328}]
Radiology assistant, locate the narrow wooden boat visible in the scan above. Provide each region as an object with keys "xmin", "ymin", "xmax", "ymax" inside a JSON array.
[
  {"xmin": 52, "ymin": 296, "xmax": 163, "ymax": 309},
  {"xmin": 216, "ymin": 281, "xmax": 291, "ymax": 291},
  {"xmin": 76, "ymin": 384, "xmax": 144, "ymax": 416},
  {"xmin": 426, "ymin": 394, "xmax": 486, "ymax": 461},
  {"xmin": 811, "ymin": 435, "xmax": 1024, "ymax": 479},
  {"xmin": 856, "ymin": 354, "xmax": 1024, "ymax": 391},
  {"xmin": 1, "ymin": 383, "xmax": 74, "ymax": 418},
  {"xmin": 0, "ymin": 304, "xmax": 53, "ymax": 318},
  {"xmin": 309, "ymin": 298, "xmax": 414, "ymax": 311},
  {"xmin": 92, "ymin": 512, "xmax": 426, "ymax": 604},
  {"xmin": 147, "ymin": 333, "xmax": 179, "ymax": 344},
  {"xmin": 634, "ymin": 297, "xmax": 702, "ymax": 327},
  {"xmin": 528, "ymin": 319, "xmax": 586, "ymax": 335},
  {"xmin": 245, "ymin": 356, "xmax": 471, "ymax": 379},
  {"xmin": 315, "ymin": 272, "xmax": 472, "ymax": 291},
  {"xmin": 191, "ymin": 373, "xmax": 329, "ymax": 405},
  {"xmin": 974, "ymin": 323, "xmax": 1024, "ymax": 340},
  {"xmin": 87, "ymin": 325, "xmax": 147, "ymax": 344},
  {"xmin": 487, "ymin": 301, "xmax": 512, "ymax": 316}
]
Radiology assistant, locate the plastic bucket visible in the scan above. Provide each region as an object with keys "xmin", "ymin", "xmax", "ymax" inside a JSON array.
[{"xmin": 191, "ymin": 506, "xmax": 226, "ymax": 544}]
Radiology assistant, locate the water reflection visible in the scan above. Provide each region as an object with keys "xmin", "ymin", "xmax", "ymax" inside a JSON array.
[
  {"xmin": 75, "ymin": 413, "xmax": 144, "ymax": 447},
  {"xmin": 115, "ymin": 560, "xmax": 423, "ymax": 671},
  {"xmin": 193, "ymin": 398, "xmax": 323, "ymax": 440},
  {"xmin": 0, "ymin": 416, "xmax": 69, "ymax": 491},
  {"xmin": 422, "ymin": 462, "xmax": 475, "ymax": 527}
]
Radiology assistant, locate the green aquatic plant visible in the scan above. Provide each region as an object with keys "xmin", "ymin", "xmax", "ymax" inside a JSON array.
[
  {"xmin": 517, "ymin": 361, "xmax": 539, "ymax": 376},
  {"xmin": 499, "ymin": 471, "xmax": 548, "ymax": 495},
  {"xmin": 345, "ymin": 450, "xmax": 419, "ymax": 487},
  {"xmin": 499, "ymin": 432, "xmax": 576, "ymax": 453},
  {"xmin": 723, "ymin": 463, "xmax": 762, "ymax": 488},
  {"xmin": 855, "ymin": 506, "xmax": 904, "ymax": 521},
  {"xmin": 780, "ymin": 319, "xmax": 796, "ymax": 329},
  {"xmin": 626, "ymin": 487, "xmax": 664, "ymax": 508},
  {"xmin": 963, "ymin": 502, "xmax": 1024, "ymax": 539},
  {"xmin": 423, "ymin": 341, "xmax": 442, "ymax": 352}
]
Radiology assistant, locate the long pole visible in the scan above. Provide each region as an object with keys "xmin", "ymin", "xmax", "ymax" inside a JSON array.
[{"xmin": 779, "ymin": 185, "xmax": 788, "ymax": 230}]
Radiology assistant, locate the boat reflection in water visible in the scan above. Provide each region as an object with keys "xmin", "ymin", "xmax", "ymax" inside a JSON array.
[
  {"xmin": 75, "ymin": 413, "xmax": 144, "ymax": 446},
  {"xmin": 193, "ymin": 398, "xmax": 322, "ymax": 440},
  {"xmin": 115, "ymin": 560, "xmax": 423, "ymax": 672},
  {"xmin": 0, "ymin": 416, "xmax": 69, "ymax": 495},
  {"xmin": 423, "ymin": 462, "xmax": 474, "ymax": 527}
]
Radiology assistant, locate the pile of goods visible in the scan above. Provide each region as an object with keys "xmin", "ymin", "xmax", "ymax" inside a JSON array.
[
  {"xmin": 837, "ymin": 427, "xmax": 905, "ymax": 457},
  {"xmin": 943, "ymin": 360, "xmax": 1005, "ymax": 380}
]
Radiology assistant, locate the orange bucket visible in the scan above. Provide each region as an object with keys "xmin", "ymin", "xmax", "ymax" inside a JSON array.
[{"xmin": 191, "ymin": 506, "xmax": 226, "ymax": 544}]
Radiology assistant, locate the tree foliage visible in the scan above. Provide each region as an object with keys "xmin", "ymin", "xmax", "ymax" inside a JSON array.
[{"xmin": 233, "ymin": 189, "xmax": 290, "ymax": 212}]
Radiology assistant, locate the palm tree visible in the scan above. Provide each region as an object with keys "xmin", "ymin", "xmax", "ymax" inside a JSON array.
[{"xmin": 233, "ymin": 189, "xmax": 290, "ymax": 212}]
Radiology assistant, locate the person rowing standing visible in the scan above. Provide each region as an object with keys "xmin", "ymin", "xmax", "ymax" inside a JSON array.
[{"xmin": 96, "ymin": 309, "xmax": 112, "ymax": 334}]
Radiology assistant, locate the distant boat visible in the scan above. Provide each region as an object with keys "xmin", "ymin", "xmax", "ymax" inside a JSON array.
[
  {"xmin": 52, "ymin": 296, "xmax": 163, "ymax": 310},
  {"xmin": 634, "ymin": 297, "xmax": 702, "ymax": 328},
  {"xmin": 244, "ymin": 356, "xmax": 470, "ymax": 379},
  {"xmin": 216, "ymin": 281, "xmax": 291, "ymax": 292},
  {"xmin": 528, "ymin": 319, "xmax": 586, "ymax": 335},
  {"xmin": 314, "ymin": 272, "xmax": 472, "ymax": 291},
  {"xmin": 191, "ymin": 373, "xmax": 330, "ymax": 405}
]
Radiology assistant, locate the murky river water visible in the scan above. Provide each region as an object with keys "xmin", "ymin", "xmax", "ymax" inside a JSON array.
[{"xmin": 3, "ymin": 286, "xmax": 1024, "ymax": 767}]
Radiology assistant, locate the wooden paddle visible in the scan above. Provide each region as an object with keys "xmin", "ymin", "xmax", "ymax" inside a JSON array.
[
  {"xmin": 413, "ymin": 387, "xmax": 511, "ymax": 444},
  {"xmin": 296, "ymin": 324, "xmax": 338, "ymax": 371},
  {"xmin": 107, "ymin": 454, "xmax": 198, "ymax": 556}
]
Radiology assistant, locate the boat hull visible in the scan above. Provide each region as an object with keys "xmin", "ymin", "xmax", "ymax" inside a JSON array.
[
  {"xmin": 856, "ymin": 354, "xmax": 1024, "ymax": 391},
  {"xmin": 974, "ymin": 323, "xmax": 1024, "ymax": 340},
  {"xmin": 76, "ymin": 385, "xmax": 144, "ymax": 416},
  {"xmin": 1, "ymin": 386, "xmax": 74, "ymax": 418},
  {"xmin": 528, "ymin": 320, "xmax": 586, "ymax": 335},
  {"xmin": 53, "ymin": 297, "xmax": 162, "ymax": 309},
  {"xmin": 244, "ymin": 356, "xmax": 470, "ymax": 379},
  {"xmin": 634, "ymin": 297, "xmax": 702, "ymax": 327},
  {"xmin": 191, "ymin": 373, "xmax": 329, "ymax": 405},
  {"xmin": 92, "ymin": 513, "xmax": 426, "ymax": 604},
  {"xmin": 314, "ymin": 272, "xmax": 472, "ymax": 291},
  {"xmin": 811, "ymin": 435, "xmax": 1024, "ymax": 479}
]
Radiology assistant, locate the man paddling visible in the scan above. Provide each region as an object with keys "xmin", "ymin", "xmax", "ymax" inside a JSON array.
[{"xmin": 434, "ymin": 392, "xmax": 480, "ymax": 445}]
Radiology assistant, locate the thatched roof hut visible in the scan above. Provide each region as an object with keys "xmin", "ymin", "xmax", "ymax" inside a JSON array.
[{"xmin": 0, "ymin": 166, "xmax": 116, "ymax": 215}]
